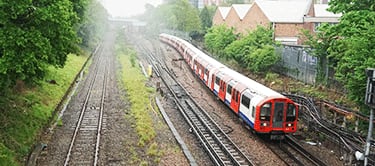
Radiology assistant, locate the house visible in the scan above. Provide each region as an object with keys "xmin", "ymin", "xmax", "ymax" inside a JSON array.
[
  {"xmin": 212, "ymin": 6, "xmax": 231, "ymax": 25},
  {"xmin": 304, "ymin": 4, "xmax": 341, "ymax": 32},
  {"xmin": 212, "ymin": 0, "xmax": 340, "ymax": 45},
  {"xmin": 251, "ymin": 0, "xmax": 313, "ymax": 44},
  {"xmin": 224, "ymin": 4, "xmax": 253, "ymax": 31}
]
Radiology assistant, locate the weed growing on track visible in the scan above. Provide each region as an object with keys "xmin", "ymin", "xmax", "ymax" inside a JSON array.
[
  {"xmin": 0, "ymin": 54, "xmax": 87, "ymax": 165},
  {"xmin": 116, "ymin": 36, "xmax": 162, "ymax": 163}
]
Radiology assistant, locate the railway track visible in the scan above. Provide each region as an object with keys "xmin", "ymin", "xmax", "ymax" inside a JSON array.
[
  {"xmin": 160, "ymin": 61, "xmax": 254, "ymax": 165},
  {"xmin": 133, "ymin": 36, "xmax": 254, "ymax": 165},
  {"xmin": 283, "ymin": 93, "xmax": 375, "ymax": 165},
  {"xmin": 63, "ymin": 44, "xmax": 109, "ymax": 166}
]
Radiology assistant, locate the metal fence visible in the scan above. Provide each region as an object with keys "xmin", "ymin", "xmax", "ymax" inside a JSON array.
[{"xmin": 275, "ymin": 45, "xmax": 318, "ymax": 85}]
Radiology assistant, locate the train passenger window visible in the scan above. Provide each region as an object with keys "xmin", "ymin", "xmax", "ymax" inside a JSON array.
[
  {"xmin": 227, "ymin": 84, "xmax": 232, "ymax": 94},
  {"xmin": 241, "ymin": 94, "xmax": 250, "ymax": 109},
  {"xmin": 215, "ymin": 76, "xmax": 220, "ymax": 85},
  {"xmin": 260, "ymin": 103, "xmax": 271, "ymax": 121},
  {"xmin": 286, "ymin": 103, "xmax": 297, "ymax": 122},
  {"xmin": 251, "ymin": 106, "xmax": 255, "ymax": 118},
  {"xmin": 235, "ymin": 91, "xmax": 239, "ymax": 102}
]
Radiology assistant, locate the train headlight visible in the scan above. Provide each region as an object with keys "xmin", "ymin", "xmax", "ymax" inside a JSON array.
[
  {"xmin": 287, "ymin": 123, "xmax": 293, "ymax": 127},
  {"xmin": 263, "ymin": 123, "xmax": 267, "ymax": 126}
]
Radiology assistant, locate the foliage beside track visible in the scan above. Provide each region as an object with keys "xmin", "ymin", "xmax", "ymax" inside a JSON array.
[
  {"xmin": 205, "ymin": 25, "xmax": 280, "ymax": 73},
  {"xmin": 0, "ymin": 54, "xmax": 88, "ymax": 165},
  {"xmin": 303, "ymin": 0, "xmax": 375, "ymax": 114},
  {"xmin": 0, "ymin": 0, "xmax": 107, "ymax": 94},
  {"xmin": 116, "ymin": 33, "xmax": 162, "ymax": 163}
]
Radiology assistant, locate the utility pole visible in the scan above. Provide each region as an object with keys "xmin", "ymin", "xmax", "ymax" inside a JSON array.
[{"xmin": 364, "ymin": 68, "xmax": 375, "ymax": 165}]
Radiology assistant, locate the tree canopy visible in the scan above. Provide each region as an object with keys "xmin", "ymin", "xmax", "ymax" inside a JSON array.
[
  {"xmin": 205, "ymin": 25, "xmax": 279, "ymax": 73},
  {"xmin": 0, "ymin": 0, "xmax": 107, "ymax": 93},
  {"xmin": 224, "ymin": 26, "xmax": 279, "ymax": 73},
  {"xmin": 141, "ymin": 0, "xmax": 201, "ymax": 33},
  {"xmin": 305, "ymin": 0, "xmax": 375, "ymax": 109},
  {"xmin": 199, "ymin": 6, "xmax": 216, "ymax": 31},
  {"xmin": 204, "ymin": 25, "xmax": 237, "ymax": 55}
]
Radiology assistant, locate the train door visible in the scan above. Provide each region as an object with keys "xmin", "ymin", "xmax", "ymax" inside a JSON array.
[
  {"xmin": 198, "ymin": 63, "xmax": 202, "ymax": 77},
  {"xmin": 199, "ymin": 62, "xmax": 207, "ymax": 81},
  {"xmin": 213, "ymin": 74, "xmax": 221, "ymax": 95},
  {"xmin": 230, "ymin": 89, "xmax": 239, "ymax": 113},
  {"xmin": 204, "ymin": 68, "xmax": 208, "ymax": 85},
  {"xmin": 225, "ymin": 80, "xmax": 236, "ymax": 106},
  {"xmin": 272, "ymin": 102, "xmax": 285, "ymax": 128},
  {"xmin": 230, "ymin": 84, "xmax": 245, "ymax": 113},
  {"xmin": 218, "ymin": 79, "xmax": 226, "ymax": 101},
  {"xmin": 193, "ymin": 60, "xmax": 198, "ymax": 74},
  {"xmin": 183, "ymin": 47, "xmax": 188, "ymax": 58},
  {"xmin": 210, "ymin": 74, "xmax": 215, "ymax": 90}
]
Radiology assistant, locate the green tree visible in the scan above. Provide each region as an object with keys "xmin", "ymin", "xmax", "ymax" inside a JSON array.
[
  {"xmin": 305, "ymin": 0, "xmax": 375, "ymax": 108},
  {"xmin": 78, "ymin": 0, "xmax": 108, "ymax": 49},
  {"xmin": 204, "ymin": 25, "xmax": 237, "ymax": 56},
  {"xmin": 224, "ymin": 26, "xmax": 279, "ymax": 73},
  {"xmin": 200, "ymin": 6, "xmax": 216, "ymax": 31},
  {"xmin": 0, "ymin": 0, "xmax": 81, "ymax": 92},
  {"xmin": 328, "ymin": 0, "xmax": 375, "ymax": 13},
  {"xmin": 141, "ymin": 0, "xmax": 201, "ymax": 33},
  {"xmin": 172, "ymin": 0, "xmax": 201, "ymax": 32}
]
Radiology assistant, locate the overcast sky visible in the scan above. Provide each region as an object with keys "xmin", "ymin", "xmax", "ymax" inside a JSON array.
[{"xmin": 101, "ymin": 0, "xmax": 163, "ymax": 17}]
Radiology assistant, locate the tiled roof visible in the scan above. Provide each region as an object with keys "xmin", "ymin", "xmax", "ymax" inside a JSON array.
[
  {"xmin": 232, "ymin": 4, "xmax": 253, "ymax": 20},
  {"xmin": 314, "ymin": 4, "xmax": 341, "ymax": 17},
  {"xmin": 255, "ymin": 0, "xmax": 312, "ymax": 23},
  {"xmin": 218, "ymin": 7, "xmax": 231, "ymax": 19}
]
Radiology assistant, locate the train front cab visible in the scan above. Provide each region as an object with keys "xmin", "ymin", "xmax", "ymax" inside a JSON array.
[{"xmin": 255, "ymin": 98, "xmax": 298, "ymax": 135}]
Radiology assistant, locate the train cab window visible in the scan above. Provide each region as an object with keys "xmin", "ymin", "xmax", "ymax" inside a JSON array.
[
  {"xmin": 241, "ymin": 93, "xmax": 251, "ymax": 109},
  {"xmin": 260, "ymin": 103, "xmax": 271, "ymax": 121},
  {"xmin": 286, "ymin": 103, "xmax": 297, "ymax": 122}
]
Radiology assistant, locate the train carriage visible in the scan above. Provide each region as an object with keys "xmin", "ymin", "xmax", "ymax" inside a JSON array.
[{"xmin": 159, "ymin": 33, "xmax": 298, "ymax": 138}]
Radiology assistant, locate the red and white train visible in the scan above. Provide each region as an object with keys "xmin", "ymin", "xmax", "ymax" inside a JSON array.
[{"xmin": 159, "ymin": 33, "xmax": 298, "ymax": 138}]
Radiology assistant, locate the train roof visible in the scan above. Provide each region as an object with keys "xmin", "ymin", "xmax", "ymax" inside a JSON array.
[
  {"xmin": 160, "ymin": 33, "xmax": 283, "ymax": 99},
  {"xmin": 221, "ymin": 67, "xmax": 283, "ymax": 98},
  {"xmin": 174, "ymin": 35, "xmax": 226, "ymax": 69}
]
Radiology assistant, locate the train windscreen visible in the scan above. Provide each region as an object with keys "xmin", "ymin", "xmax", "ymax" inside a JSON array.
[
  {"xmin": 260, "ymin": 103, "xmax": 271, "ymax": 121},
  {"xmin": 286, "ymin": 103, "xmax": 297, "ymax": 122}
]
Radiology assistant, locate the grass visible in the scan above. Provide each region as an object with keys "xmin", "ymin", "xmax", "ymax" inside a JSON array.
[
  {"xmin": 0, "ymin": 54, "xmax": 88, "ymax": 165},
  {"xmin": 116, "ymin": 34, "xmax": 162, "ymax": 164}
]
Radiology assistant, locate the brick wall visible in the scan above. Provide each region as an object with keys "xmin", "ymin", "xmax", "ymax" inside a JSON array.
[
  {"xmin": 212, "ymin": 9, "xmax": 225, "ymax": 25},
  {"xmin": 239, "ymin": 3, "xmax": 269, "ymax": 33},
  {"xmin": 224, "ymin": 7, "xmax": 241, "ymax": 29}
]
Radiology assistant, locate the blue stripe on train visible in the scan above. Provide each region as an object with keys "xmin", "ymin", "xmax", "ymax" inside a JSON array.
[
  {"xmin": 239, "ymin": 111, "xmax": 254, "ymax": 129},
  {"xmin": 224, "ymin": 99, "xmax": 230, "ymax": 106},
  {"xmin": 213, "ymin": 90, "xmax": 218, "ymax": 95}
]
